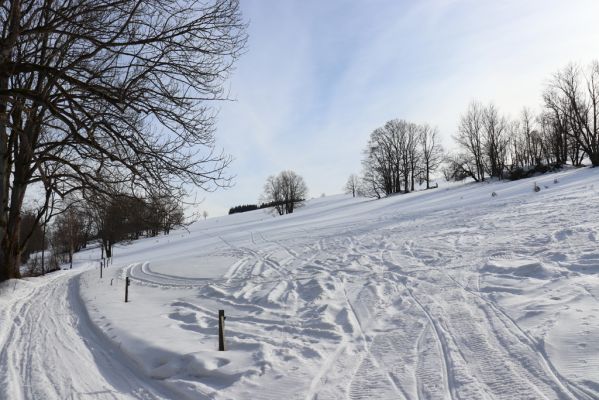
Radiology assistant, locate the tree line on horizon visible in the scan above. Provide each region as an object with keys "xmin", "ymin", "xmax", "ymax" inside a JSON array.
[
  {"xmin": 228, "ymin": 199, "xmax": 297, "ymax": 215},
  {"xmin": 346, "ymin": 61, "xmax": 599, "ymax": 199}
]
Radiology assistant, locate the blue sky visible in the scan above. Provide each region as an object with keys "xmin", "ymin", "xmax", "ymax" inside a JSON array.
[{"xmin": 197, "ymin": 0, "xmax": 599, "ymax": 217}]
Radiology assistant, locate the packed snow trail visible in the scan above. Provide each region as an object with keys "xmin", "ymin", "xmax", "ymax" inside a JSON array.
[{"xmin": 0, "ymin": 270, "xmax": 184, "ymax": 400}]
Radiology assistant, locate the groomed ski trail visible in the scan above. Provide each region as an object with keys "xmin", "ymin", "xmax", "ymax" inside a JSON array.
[{"xmin": 0, "ymin": 270, "xmax": 184, "ymax": 400}]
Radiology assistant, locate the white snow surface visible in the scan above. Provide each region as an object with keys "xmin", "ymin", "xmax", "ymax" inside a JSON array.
[{"xmin": 2, "ymin": 167, "xmax": 599, "ymax": 399}]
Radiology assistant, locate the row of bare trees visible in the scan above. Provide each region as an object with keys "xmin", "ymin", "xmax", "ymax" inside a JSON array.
[
  {"xmin": 448, "ymin": 61, "xmax": 599, "ymax": 181},
  {"xmin": 50, "ymin": 192, "xmax": 184, "ymax": 266},
  {"xmin": 0, "ymin": 0, "xmax": 246, "ymax": 281},
  {"xmin": 16, "ymin": 190, "xmax": 185, "ymax": 276},
  {"xmin": 355, "ymin": 120, "xmax": 443, "ymax": 198},
  {"xmin": 352, "ymin": 60, "xmax": 599, "ymax": 199}
]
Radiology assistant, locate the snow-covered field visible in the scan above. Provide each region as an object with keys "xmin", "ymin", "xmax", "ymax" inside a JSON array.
[{"xmin": 2, "ymin": 167, "xmax": 599, "ymax": 399}]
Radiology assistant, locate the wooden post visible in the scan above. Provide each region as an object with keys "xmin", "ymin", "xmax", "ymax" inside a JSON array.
[
  {"xmin": 41, "ymin": 222, "xmax": 46, "ymax": 275},
  {"xmin": 218, "ymin": 310, "xmax": 226, "ymax": 351},
  {"xmin": 125, "ymin": 277, "xmax": 130, "ymax": 302},
  {"xmin": 100, "ymin": 262, "xmax": 103, "ymax": 279}
]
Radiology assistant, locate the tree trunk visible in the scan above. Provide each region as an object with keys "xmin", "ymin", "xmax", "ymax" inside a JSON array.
[
  {"xmin": 0, "ymin": 175, "xmax": 28, "ymax": 282},
  {"xmin": 0, "ymin": 217, "xmax": 22, "ymax": 281},
  {"xmin": 41, "ymin": 223, "xmax": 45, "ymax": 275},
  {"xmin": 426, "ymin": 167, "xmax": 430, "ymax": 189},
  {"xmin": 104, "ymin": 241, "xmax": 113, "ymax": 258}
]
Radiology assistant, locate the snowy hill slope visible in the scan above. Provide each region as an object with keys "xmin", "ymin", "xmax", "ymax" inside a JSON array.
[{"xmin": 2, "ymin": 167, "xmax": 599, "ymax": 399}]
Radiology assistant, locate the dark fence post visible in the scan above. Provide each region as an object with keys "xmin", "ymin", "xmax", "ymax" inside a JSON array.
[
  {"xmin": 100, "ymin": 262, "xmax": 103, "ymax": 279},
  {"xmin": 125, "ymin": 277, "xmax": 130, "ymax": 302},
  {"xmin": 218, "ymin": 310, "xmax": 226, "ymax": 351}
]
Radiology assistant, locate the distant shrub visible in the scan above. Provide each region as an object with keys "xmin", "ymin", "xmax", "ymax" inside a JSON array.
[
  {"xmin": 258, "ymin": 200, "xmax": 287, "ymax": 210},
  {"xmin": 228, "ymin": 204, "xmax": 258, "ymax": 215},
  {"xmin": 229, "ymin": 201, "xmax": 300, "ymax": 214}
]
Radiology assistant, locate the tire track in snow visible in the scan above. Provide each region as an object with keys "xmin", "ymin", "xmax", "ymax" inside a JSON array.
[
  {"xmin": 379, "ymin": 220, "xmax": 594, "ymax": 400},
  {"xmin": 415, "ymin": 323, "xmax": 450, "ymax": 400},
  {"xmin": 444, "ymin": 271, "xmax": 596, "ymax": 400},
  {"xmin": 401, "ymin": 279, "xmax": 457, "ymax": 400},
  {"xmin": 341, "ymin": 282, "xmax": 408, "ymax": 400}
]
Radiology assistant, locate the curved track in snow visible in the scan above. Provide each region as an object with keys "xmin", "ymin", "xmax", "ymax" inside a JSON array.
[{"xmin": 0, "ymin": 270, "xmax": 181, "ymax": 400}]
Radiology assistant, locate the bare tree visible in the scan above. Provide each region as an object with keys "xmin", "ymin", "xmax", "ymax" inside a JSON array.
[
  {"xmin": 482, "ymin": 103, "xmax": 509, "ymax": 179},
  {"xmin": 359, "ymin": 162, "xmax": 383, "ymax": 199},
  {"xmin": 361, "ymin": 127, "xmax": 397, "ymax": 196},
  {"xmin": 344, "ymin": 174, "xmax": 360, "ymax": 197},
  {"xmin": 262, "ymin": 175, "xmax": 285, "ymax": 215},
  {"xmin": 520, "ymin": 108, "xmax": 543, "ymax": 166},
  {"xmin": 0, "ymin": 0, "xmax": 247, "ymax": 281},
  {"xmin": 544, "ymin": 62, "xmax": 599, "ymax": 166},
  {"xmin": 281, "ymin": 171, "xmax": 308, "ymax": 214},
  {"xmin": 52, "ymin": 205, "xmax": 90, "ymax": 267},
  {"xmin": 538, "ymin": 109, "xmax": 568, "ymax": 166},
  {"xmin": 419, "ymin": 125, "xmax": 444, "ymax": 189},
  {"xmin": 455, "ymin": 102, "xmax": 486, "ymax": 181},
  {"xmin": 262, "ymin": 171, "xmax": 308, "ymax": 215},
  {"xmin": 406, "ymin": 122, "xmax": 421, "ymax": 192}
]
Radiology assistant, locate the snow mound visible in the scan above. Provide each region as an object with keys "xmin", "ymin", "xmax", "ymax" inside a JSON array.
[
  {"xmin": 481, "ymin": 258, "xmax": 562, "ymax": 279},
  {"xmin": 149, "ymin": 351, "xmax": 238, "ymax": 382}
]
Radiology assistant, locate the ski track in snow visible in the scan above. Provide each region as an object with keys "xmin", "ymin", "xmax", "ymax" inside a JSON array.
[
  {"xmin": 0, "ymin": 270, "xmax": 181, "ymax": 400},
  {"xmin": 2, "ymin": 168, "xmax": 599, "ymax": 399}
]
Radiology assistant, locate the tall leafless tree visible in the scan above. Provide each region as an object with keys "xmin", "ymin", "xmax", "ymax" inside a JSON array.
[
  {"xmin": 0, "ymin": 0, "xmax": 246, "ymax": 281},
  {"xmin": 455, "ymin": 101, "xmax": 486, "ymax": 182},
  {"xmin": 344, "ymin": 174, "xmax": 360, "ymax": 197},
  {"xmin": 419, "ymin": 124, "xmax": 443, "ymax": 189},
  {"xmin": 482, "ymin": 103, "xmax": 509, "ymax": 179}
]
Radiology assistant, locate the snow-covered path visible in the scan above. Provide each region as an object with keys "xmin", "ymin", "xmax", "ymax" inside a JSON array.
[
  {"xmin": 0, "ymin": 270, "xmax": 178, "ymax": 400},
  {"xmin": 2, "ymin": 168, "xmax": 599, "ymax": 399}
]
